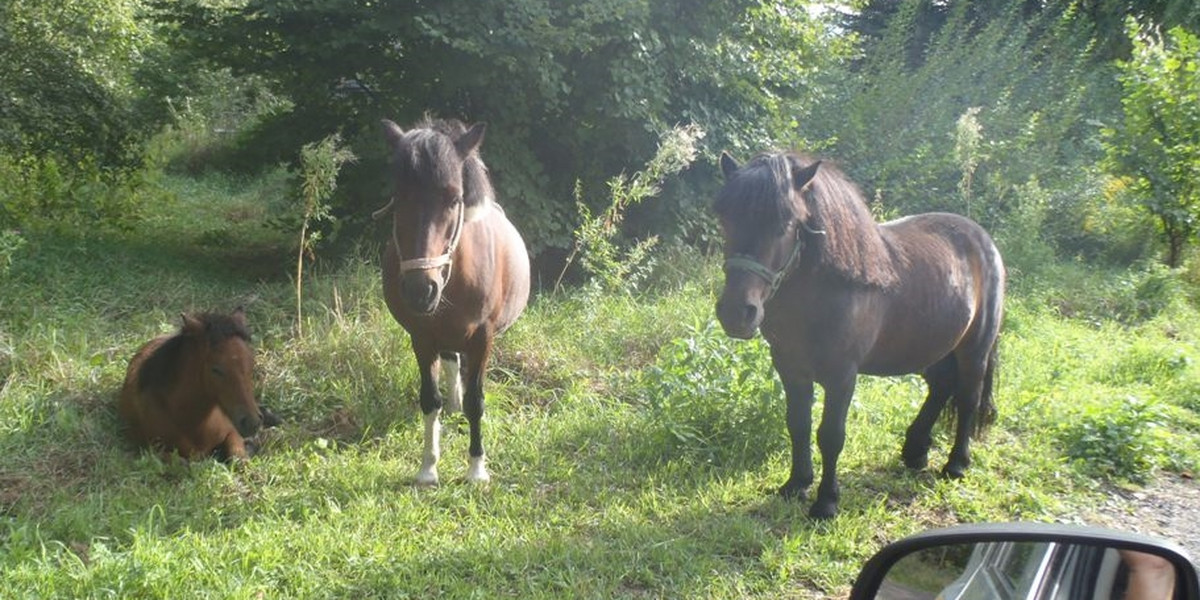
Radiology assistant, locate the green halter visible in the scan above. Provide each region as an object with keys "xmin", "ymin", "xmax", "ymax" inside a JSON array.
[{"xmin": 724, "ymin": 221, "xmax": 825, "ymax": 301}]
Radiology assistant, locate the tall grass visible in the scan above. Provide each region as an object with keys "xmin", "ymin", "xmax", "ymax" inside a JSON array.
[{"xmin": 1, "ymin": 167, "xmax": 1198, "ymax": 598}]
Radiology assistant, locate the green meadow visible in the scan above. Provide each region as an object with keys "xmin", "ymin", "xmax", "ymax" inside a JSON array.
[{"xmin": 1, "ymin": 169, "xmax": 1198, "ymax": 599}]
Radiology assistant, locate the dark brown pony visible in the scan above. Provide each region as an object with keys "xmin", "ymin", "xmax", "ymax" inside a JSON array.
[
  {"xmin": 376, "ymin": 117, "xmax": 530, "ymax": 485},
  {"xmin": 714, "ymin": 152, "xmax": 1005, "ymax": 519},
  {"xmin": 119, "ymin": 309, "xmax": 263, "ymax": 461}
]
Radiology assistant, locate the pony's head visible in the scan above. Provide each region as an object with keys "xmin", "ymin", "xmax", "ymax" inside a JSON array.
[
  {"xmin": 184, "ymin": 309, "xmax": 260, "ymax": 437},
  {"xmin": 713, "ymin": 151, "xmax": 823, "ymax": 339},
  {"xmin": 379, "ymin": 118, "xmax": 489, "ymax": 315}
]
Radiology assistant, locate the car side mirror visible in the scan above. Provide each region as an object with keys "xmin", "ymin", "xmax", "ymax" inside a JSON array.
[{"xmin": 850, "ymin": 523, "xmax": 1199, "ymax": 600}]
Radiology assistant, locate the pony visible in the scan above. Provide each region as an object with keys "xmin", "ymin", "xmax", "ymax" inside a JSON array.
[
  {"xmin": 376, "ymin": 117, "xmax": 530, "ymax": 485},
  {"xmin": 119, "ymin": 309, "xmax": 263, "ymax": 461},
  {"xmin": 713, "ymin": 151, "xmax": 1005, "ymax": 519}
]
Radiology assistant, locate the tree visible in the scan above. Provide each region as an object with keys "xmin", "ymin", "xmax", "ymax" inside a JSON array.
[
  {"xmin": 156, "ymin": 0, "xmax": 846, "ymax": 255},
  {"xmin": 0, "ymin": 0, "xmax": 176, "ymax": 233},
  {"xmin": 0, "ymin": 0, "xmax": 164, "ymax": 166},
  {"xmin": 1102, "ymin": 25, "xmax": 1200, "ymax": 267}
]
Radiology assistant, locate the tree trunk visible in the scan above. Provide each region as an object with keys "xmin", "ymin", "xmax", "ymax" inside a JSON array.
[{"xmin": 1164, "ymin": 222, "xmax": 1184, "ymax": 268}]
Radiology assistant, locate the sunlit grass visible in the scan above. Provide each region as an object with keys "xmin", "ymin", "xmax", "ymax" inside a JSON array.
[{"xmin": 1, "ymin": 170, "xmax": 1198, "ymax": 598}]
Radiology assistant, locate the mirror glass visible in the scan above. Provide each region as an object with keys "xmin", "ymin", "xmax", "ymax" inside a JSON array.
[{"xmin": 874, "ymin": 541, "xmax": 1177, "ymax": 600}]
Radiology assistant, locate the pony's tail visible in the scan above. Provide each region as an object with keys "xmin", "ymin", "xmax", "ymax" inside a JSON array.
[{"xmin": 973, "ymin": 338, "xmax": 999, "ymax": 437}]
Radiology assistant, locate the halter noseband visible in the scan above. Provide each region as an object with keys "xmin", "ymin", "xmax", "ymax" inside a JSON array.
[{"xmin": 724, "ymin": 220, "xmax": 825, "ymax": 301}]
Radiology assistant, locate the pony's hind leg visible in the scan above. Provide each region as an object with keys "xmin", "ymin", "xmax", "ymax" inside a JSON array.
[
  {"xmin": 943, "ymin": 354, "xmax": 988, "ymax": 479},
  {"xmin": 439, "ymin": 352, "xmax": 463, "ymax": 413},
  {"xmin": 903, "ymin": 355, "xmax": 956, "ymax": 470}
]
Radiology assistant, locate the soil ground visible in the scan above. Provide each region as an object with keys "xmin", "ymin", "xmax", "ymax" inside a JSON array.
[{"xmin": 1085, "ymin": 473, "xmax": 1200, "ymax": 560}]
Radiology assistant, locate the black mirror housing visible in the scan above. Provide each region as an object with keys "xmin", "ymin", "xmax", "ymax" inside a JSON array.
[{"xmin": 850, "ymin": 523, "xmax": 1199, "ymax": 600}]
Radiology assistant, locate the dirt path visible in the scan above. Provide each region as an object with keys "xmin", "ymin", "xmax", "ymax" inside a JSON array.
[{"xmin": 1083, "ymin": 474, "xmax": 1200, "ymax": 560}]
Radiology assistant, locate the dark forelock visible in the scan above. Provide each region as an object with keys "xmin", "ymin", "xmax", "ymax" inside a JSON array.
[{"xmin": 714, "ymin": 153, "xmax": 800, "ymax": 231}]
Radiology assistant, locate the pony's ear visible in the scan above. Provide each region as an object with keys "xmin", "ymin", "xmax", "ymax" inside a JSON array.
[
  {"xmin": 455, "ymin": 122, "xmax": 487, "ymax": 157},
  {"xmin": 792, "ymin": 160, "xmax": 822, "ymax": 191},
  {"xmin": 180, "ymin": 313, "xmax": 203, "ymax": 335},
  {"xmin": 719, "ymin": 151, "xmax": 740, "ymax": 180},
  {"xmin": 231, "ymin": 306, "xmax": 247, "ymax": 327},
  {"xmin": 381, "ymin": 119, "xmax": 405, "ymax": 148}
]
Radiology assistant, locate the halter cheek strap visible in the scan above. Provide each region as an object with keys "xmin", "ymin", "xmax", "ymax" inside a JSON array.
[
  {"xmin": 724, "ymin": 221, "xmax": 825, "ymax": 302},
  {"xmin": 373, "ymin": 196, "xmax": 466, "ymax": 279},
  {"xmin": 396, "ymin": 200, "xmax": 465, "ymax": 274}
]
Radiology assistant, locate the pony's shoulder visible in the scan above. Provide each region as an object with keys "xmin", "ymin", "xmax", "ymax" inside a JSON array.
[{"xmin": 135, "ymin": 333, "xmax": 186, "ymax": 395}]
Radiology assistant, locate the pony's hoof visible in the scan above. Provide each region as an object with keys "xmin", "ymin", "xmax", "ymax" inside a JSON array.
[
  {"xmin": 808, "ymin": 500, "xmax": 839, "ymax": 520},
  {"xmin": 902, "ymin": 452, "xmax": 928, "ymax": 470},
  {"xmin": 777, "ymin": 480, "xmax": 807, "ymax": 500},
  {"xmin": 940, "ymin": 464, "xmax": 967, "ymax": 479},
  {"xmin": 466, "ymin": 456, "xmax": 490, "ymax": 483},
  {"xmin": 415, "ymin": 467, "xmax": 440, "ymax": 486}
]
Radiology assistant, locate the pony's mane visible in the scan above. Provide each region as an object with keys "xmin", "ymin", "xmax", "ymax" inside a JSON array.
[
  {"xmin": 137, "ymin": 313, "xmax": 251, "ymax": 396},
  {"xmin": 716, "ymin": 151, "xmax": 898, "ymax": 288},
  {"xmin": 394, "ymin": 117, "xmax": 494, "ymax": 211}
]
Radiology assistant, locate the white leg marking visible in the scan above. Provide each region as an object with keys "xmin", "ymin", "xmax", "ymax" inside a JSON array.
[
  {"xmin": 441, "ymin": 355, "xmax": 463, "ymax": 414},
  {"xmin": 466, "ymin": 454, "xmax": 490, "ymax": 483},
  {"xmin": 415, "ymin": 410, "xmax": 441, "ymax": 486}
]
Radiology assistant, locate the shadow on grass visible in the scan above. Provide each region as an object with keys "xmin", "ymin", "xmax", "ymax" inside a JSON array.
[
  {"xmin": 320, "ymin": 472, "xmax": 913, "ymax": 598},
  {"xmin": 1, "ymin": 231, "xmax": 291, "ymax": 330}
]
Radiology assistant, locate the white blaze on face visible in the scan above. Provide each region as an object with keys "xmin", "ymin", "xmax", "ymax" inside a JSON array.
[{"xmin": 416, "ymin": 410, "xmax": 441, "ymax": 486}]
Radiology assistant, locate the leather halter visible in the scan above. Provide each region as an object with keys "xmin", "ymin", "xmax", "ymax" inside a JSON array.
[
  {"xmin": 373, "ymin": 196, "xmax": 466, "ymax": 278},
  {"xmin": 724, "ymin": 220, "xmax": 825, "ymax": 302}
]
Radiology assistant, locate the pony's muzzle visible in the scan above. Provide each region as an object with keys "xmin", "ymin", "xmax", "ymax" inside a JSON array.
[
  {"xmin": 234, "ymin": 411, "xmax": 262, "ymax": 438},
  {"xmin": 401, "ymin": 271, "xmax": 443, "ymax": 315},
  {"xmin": 715, "ymin": 297, "xmax": 762, "ymax": 340}
]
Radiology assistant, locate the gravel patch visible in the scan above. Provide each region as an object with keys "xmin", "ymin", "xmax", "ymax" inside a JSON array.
[{"xmin": 1082, "ymin": 474, "xmax": 1200, "ymax": 561}]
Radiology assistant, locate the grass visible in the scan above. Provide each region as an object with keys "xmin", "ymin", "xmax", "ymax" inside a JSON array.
[{"xmin": 1, "ymin": 168, "xmax": 1199, "ymax": 598}]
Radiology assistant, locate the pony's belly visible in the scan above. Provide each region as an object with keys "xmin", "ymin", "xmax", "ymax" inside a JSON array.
[
  {"xmin": 859, "ymin": 320, "xmax": 969, "ymax": 376},
  {"xmin": 859, "ymin": 351, "xmax": 950, "ymax": 377}
]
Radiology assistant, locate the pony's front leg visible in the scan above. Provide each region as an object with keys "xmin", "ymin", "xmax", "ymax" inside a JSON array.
[
  {"xmin": 462, "ymin": 338, "xmax": 492, "ymax": 483},
  {"xmin": 218, "ymin": 431, "xmax": 250, "ymax": 462},
  {"xmin": 779, "ymin": 377, "xmax": 815, "ymax": 499},
  {"xmin": 414, "ymin": 346, "xmax": 443, "ymax": 486},
  {"xmin": 811, "ymin": 374, "xmax": 856, "ymax": 519}
]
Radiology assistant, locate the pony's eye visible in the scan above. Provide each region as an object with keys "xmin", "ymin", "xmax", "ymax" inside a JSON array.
[{"xmin": 211, "ymin": 366, "xmax": 225, "ymax": 377}]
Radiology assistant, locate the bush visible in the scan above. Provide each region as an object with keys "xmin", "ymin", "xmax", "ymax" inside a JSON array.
[
  {"xmin": 558, "ymin": 124, "xmax": 704, "ymax": 294},
  {"xmin": 0, "ymin": 229, "xmax": 25, "ymax": 276},
  {"xmin": 640, "ymin": 321, "xmax": 783, "ymax": 465},
  {"xmin": 145, "ymin": 70, "xmax": 291, "ymax": 176},
  {"xmin": 1057, "ymin": 395, "xmax": 1168, "ymax": 484},
  {"xmin": 1023, "ymin": 261, "xmax": 1187, "ymax": 326},
  {"xmin": 0, "ymin": 153, "xmax": 149, "ymax": 233}
]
